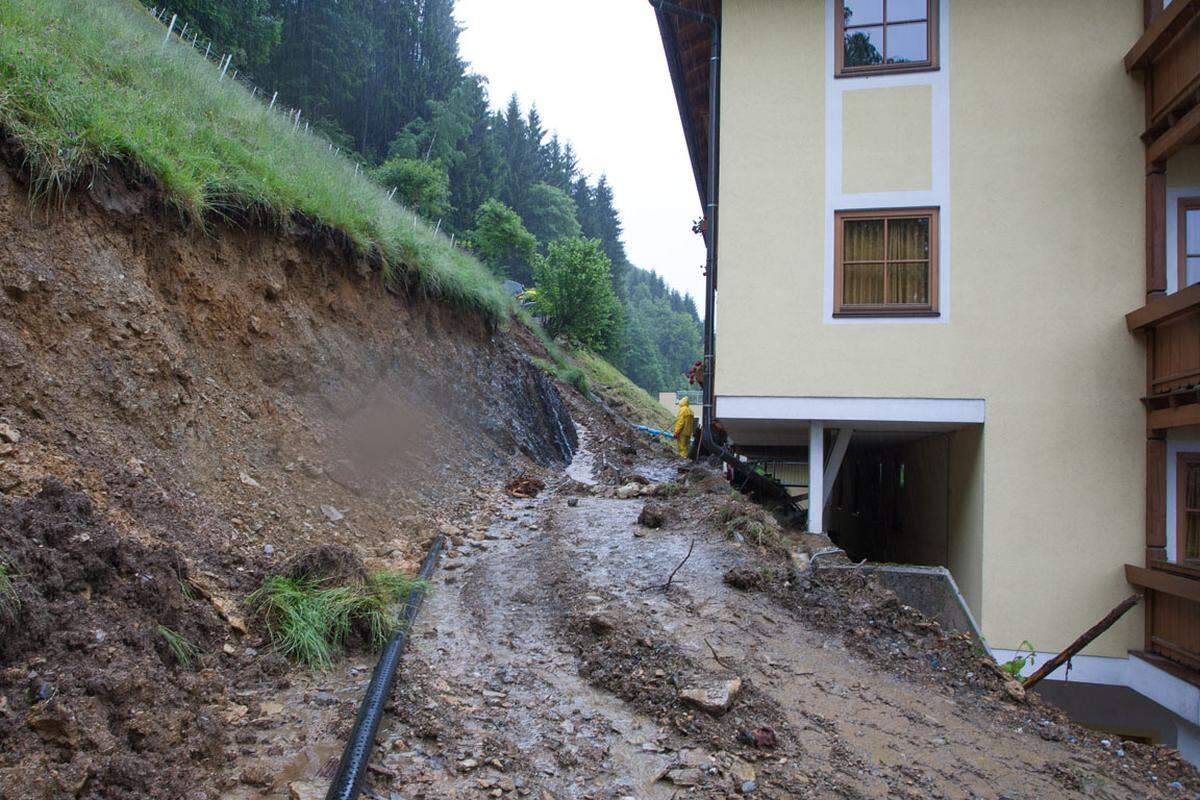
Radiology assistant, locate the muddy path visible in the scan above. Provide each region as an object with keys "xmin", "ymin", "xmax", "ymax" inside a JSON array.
[{"xmin": 356, "ymin": 429, "xmax": 1191, "ymax": 800}]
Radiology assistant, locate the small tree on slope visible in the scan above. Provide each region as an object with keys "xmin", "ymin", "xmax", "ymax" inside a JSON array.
[{"xmin": 532, "ymin": 238, "xmax": 621, "ymax": 350}]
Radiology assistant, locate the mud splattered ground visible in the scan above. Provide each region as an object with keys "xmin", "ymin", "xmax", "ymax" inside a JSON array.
[{"xmin": 347, "ymin": 429, "xmax": 1199, "ymax": 800}]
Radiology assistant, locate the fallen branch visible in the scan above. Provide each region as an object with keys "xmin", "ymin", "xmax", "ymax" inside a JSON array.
[
  {"xmin": 705, "ymin": 638, "xmax": 732, "ymax": 669},
  {"xmin": 661, "ymin": 539, "xmax": 695, "ymax": 591},
  {"xmin": 1022, "ymin": 593, "xmax": 1141, "ymax": 689}
]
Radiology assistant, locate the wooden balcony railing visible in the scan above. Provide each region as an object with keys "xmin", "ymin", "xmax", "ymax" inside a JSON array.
[
  {"xmin": 1127, "ymin": 284, "xmax": 1200, "ymax": 428},
  {"xmin": 1127, "ymin": 0, "xmax": 1200, "ymax": 136},
  {"xmin": 1127, "ymin": 564, "xmax": 1200, "ymax": 670}
]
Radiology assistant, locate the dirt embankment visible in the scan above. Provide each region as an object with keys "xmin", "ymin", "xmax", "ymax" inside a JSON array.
[{"xmin": 0, "ymin": 154, "xmax": 576, "ymax": 799}]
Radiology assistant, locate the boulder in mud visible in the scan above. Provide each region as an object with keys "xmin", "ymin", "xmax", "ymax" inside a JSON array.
[
  {"xmin": 0, "ymin": 423, "xmax": 20, "ymax": 443},
  {"xmin": 679, "ymin": 676, "xmax": 742, "ymax": 715},
  {"xmin": 638, "ymin": 502, "xmax": 669, "ymax": 529},
  {"xmin": 723, "ymin": 566, "xmax": 761, "ymax": 591},
  {"xmin": 588, "ymin": 610, "xmax": 619, "ymax": 635},
  {"xmin": 616, "ymin": 482, "xmax": 642, "ymax": 500}
]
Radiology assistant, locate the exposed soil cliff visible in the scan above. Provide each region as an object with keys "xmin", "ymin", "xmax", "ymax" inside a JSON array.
[{"xmin": 0, "ymin": 155, "xmax": 576, "ymax": 799}]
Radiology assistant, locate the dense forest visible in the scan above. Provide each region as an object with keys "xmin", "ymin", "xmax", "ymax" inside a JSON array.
[{"xmin": 143, "ymin": 0, "xmax": 702, "ymax": 393}]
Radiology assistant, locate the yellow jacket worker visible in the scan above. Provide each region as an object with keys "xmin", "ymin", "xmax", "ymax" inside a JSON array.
[{"xmin": 673, "ymin": 397, "xmax": 696, "ymax": 458}]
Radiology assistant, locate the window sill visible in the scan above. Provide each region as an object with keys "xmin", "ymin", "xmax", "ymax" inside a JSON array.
[
  {"xmin": 833, "ymin": 310, "xmax": 941, "ymax": 319},
  {"xmin": 1149, "ymin": 560, "xmax": 1200, "ymax": 580},
  {"xmin": 835, "ymin": 63, "xmax": 940, "ymax": 79}
]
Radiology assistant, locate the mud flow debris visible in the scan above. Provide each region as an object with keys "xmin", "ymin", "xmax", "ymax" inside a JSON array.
[{"xmin": 505, "ymin": 473, "xmax": 546, "ymax": 499}]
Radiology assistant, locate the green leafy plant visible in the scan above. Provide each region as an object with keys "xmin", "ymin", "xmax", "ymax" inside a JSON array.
[
  {"xmin": 531, "ymin": 238, "xmax": 622, "ymax": 350},
  {"xmin": 999, "ymin": 640, "xmax": 1037, "ymax": 678},
  {"xmin": 157, "ymin": 625, "xmax": 200, "ymax": 669},
  {"xmin": 248, "ymin": 571, "xmax": 425, "ymax": 669}
]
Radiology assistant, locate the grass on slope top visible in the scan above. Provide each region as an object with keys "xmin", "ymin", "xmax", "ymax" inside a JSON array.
[
  {"xmin": 0, "ymin": 0, "xmax": 509, "ymax": 320},
  {"xmin": 572, "ymin": 350, "xmax": 675, "ymax": 431}
]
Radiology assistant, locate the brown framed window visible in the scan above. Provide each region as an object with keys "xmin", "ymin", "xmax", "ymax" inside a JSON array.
[
  {"xmin": 836, "ymin": 0, "xmax": 939, "ymax": 78},
  {"xmin": 834, "ymin": 207, "xmax": 939, "ymax": 316},
  {"xmin": 1179, "ymin": 197, "xmax": 1200, "ymax": 290},
  {"xmin": 1179, "ymin": 453, "xmax": 1200, "ymax": 563}
]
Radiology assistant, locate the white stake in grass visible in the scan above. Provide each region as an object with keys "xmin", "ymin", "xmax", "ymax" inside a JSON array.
[
  {"xmin": 219, "ymin": 54, "xmax": 231, "ymax": 80},
  {"xmin": 204, "ymin": 42, "xmax": 211, "ymax": 58},
  {"xmin": 162, "ymin": 13, "xmax": 176, "ymax": 45},
  {"xmin": 269, "ymin": 91, "xmax": 277, "ymax": 111}
]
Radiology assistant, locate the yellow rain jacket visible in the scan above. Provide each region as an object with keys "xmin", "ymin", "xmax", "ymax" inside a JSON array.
[{"xmin": 674, "ymin": 397, "xmax": 696, "ymax": 458}]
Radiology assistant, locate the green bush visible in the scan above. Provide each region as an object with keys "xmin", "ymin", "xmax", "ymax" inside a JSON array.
[
  {"xmin": 373, "ymin": 157, "xmax": 451, "ymax": 221},
  {"xmin": 532, "ymin": 238, "xmax": 621, "ymax": 350}
]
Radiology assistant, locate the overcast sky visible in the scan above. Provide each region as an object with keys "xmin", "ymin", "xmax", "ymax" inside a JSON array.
[{"xmin": 453, "ymin": 0, "xmax": 707, "ymax": 305}]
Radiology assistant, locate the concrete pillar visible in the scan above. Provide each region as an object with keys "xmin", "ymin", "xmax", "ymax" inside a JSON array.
[{"xmin": 808, "ymin": 422, "xmax": 825, "ymax": 534}]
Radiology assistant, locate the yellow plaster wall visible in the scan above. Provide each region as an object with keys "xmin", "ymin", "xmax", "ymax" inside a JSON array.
[
  {"xmin": 842, "ymin": 85, "xmax": 932, "ymax": 193},
  {"xmin": 717, "ymin": 0, "xmax": 1146, "ymax": 657}
]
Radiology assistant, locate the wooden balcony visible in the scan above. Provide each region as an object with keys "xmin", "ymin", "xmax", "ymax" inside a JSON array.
[
  {"xmin": 1127, "ymin": 0, "xmax": 1200, "ymax": 162},
  {"xmin": 1127, "ymin": 285, "xmax": 1200, "ymax": 427},
  {"xmin": 1127, "ymin": 564, "xmax": 1200, "ymax": 670}
]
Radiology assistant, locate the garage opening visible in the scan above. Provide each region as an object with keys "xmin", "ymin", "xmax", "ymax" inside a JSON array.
[{"xmin": 826, "ymin": 432, "xmax": 952, "ymax": 566}]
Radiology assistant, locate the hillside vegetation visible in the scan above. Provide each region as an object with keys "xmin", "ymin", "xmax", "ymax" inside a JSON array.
[
  {"xmin": 0, "ymin": 0, "xmax": 508, "ymax": 319},
  {"xmin": 123, "ymin": 0, "xmax": 703, "ymax": 395},
  {"xmin": 0, "ymin": 0, "xmax": 680, "ymax": 420}
]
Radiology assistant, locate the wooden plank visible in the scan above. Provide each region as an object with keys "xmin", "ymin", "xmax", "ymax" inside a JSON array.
[
  {"xmin": 1149, "ymin": 436, "xmax": 1168, "ymax": 549},
  {"xmin": 1127, "ymin": 563, "xmax": 1200, "ymax": 603},
  {"xmin": 1147, "ymin": 102, "xmax": 1200, "ymax": 164},
  {"xmin": 1126, "ymin": 280, "xmax": 1200, "ymax": 331},
  {"xmin": 1023, "ymin": 595, "xmax": 1141, "ymax": 689},
  {"xmin": 1149, "ymin": 402, "xmax": 1200, "ymax": 430},
  {"xmin": 1126, "ymin": 0, "xmax": 1200, "ymax": 72},
  {"xmin": 1148, "ymin": 165, "xmax": 1167, "ymax": 299}
]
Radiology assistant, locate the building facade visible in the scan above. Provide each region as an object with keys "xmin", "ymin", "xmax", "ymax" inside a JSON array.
[{"xmin": 655, "ymin": 0, "xmax": 1200, "ymax": 755}]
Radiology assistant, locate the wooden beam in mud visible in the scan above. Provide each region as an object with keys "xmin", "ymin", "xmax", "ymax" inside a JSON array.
[{"xmin": 1023, "ymin": 594, "xmax": 1141, "ymax": 690}]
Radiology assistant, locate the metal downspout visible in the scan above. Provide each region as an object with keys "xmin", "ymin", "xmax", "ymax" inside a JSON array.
[{"xmin": 650, "ymin": 1, "xmax": 731, "ymax": 462}]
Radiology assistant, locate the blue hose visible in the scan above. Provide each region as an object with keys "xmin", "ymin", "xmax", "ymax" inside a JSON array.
[
  {"xmin": 634, "ymin": 424, "xmax": 672, "ymax": 439},
  {"xmin": 323, "ymin": 535, "xmax": 445, "ymax": 800}
]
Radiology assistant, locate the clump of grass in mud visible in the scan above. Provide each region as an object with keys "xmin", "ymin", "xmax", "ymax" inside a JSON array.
[
  {"xmin": 157, "ymin": 625, "xmax": 200, "ymax": 669},
  {"xmin": 248, "ymin": 571, "xmax": 426, "ymax": 669},
  {"xmin": 714, "ymin": 497, "xmax": 786, "ymax": 550},
  {"xmin": 0, "ymin": 560, "xmax": 18, "ymax": 615}
]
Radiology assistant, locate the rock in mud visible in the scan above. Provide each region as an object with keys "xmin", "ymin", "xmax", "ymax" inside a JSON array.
[
  {"xmin": 637, "ymin": 502, "xmax": 668, "ymax": 529},
  {"xmin": 289, "ymin": 780, "xmax": 326, "ymax": 800},
  {"xmin": 505, "ymin": 473, "xmax": 545, "ymax": 498},
  {"xmin": 723, "ymin": 566, "xmax": 760, "ymax": 591},
  {"xmin": 666, "ymin": 767, "xmax": 703, "ymax": 786},
  {"xmin": 320, "ymin": 504, "xmax": 344, "ymax": 523},
  {"xmin": 588, "ymin": 610, "xmax": 618, "ymax": 635},
  {"xmin": 0, "ymin": 423, "xmax": 20, "ymax": 443},
  {"xmin": 616, "ymin": 482, "xmax": 642, "ymax": 499},
  {"xmin": 679, "ymin": 677, "xmax": 742, "ymax": 715}
]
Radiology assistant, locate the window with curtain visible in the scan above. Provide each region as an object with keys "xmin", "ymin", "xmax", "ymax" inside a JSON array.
[
  {"xmin": 834, "ymin": 208, "xmax": 938, "ymax": 316},
  {"xmin": 1180, "ymin": 198, "xmax": 1200, "ymax": 289},
  {"xmin": 1178, "ymin": 453, "xmax": 1200, "ymax": 563},
  {"xmin": 837, "ymin": 0, "xmax": 938, "ymax": 77}
]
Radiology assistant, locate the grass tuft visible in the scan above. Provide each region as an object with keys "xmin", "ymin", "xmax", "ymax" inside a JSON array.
[
  {"xmin": 0, "ymin": 560, "xmax": 17, "ymax": 615},
  {"xmin": 248, "ymin": 571, "xmax": 425, "ymax": 669},
  {"xmin": 0, "ymin": 0, "xmax": 510, "ymax": 321},
  {"xmin": 157, "ymin": 624, "xmax": 200, "ymax": 669}
]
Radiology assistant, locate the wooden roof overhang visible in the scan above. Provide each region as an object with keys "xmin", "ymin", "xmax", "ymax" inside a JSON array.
[{"xmin": 654, "ymin": 0, "xmax": 720, "ymax": 212}]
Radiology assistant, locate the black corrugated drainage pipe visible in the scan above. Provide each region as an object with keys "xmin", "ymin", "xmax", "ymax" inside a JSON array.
[
  {"xmin": 649, "ymin": 1, "xmax": 734, "ymax": 465},
  {"xmin": 323, "ymin": 534, "xmax": 445, "ymax": 800}
]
